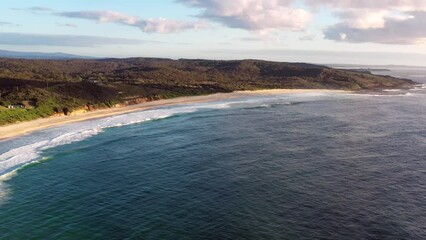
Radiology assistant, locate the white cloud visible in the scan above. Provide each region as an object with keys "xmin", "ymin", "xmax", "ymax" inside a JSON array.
[
  {"xmin": 304, "ymin": 0, "xmax": 426, "ymax": 44},
  {"xmin": 140, "ymin": 18, "xmax": 208, "ymax": 33},
  {"xmin": 305, "ymin": 0, "xmax": 426, "ymax": 11},
  {"xmin": 324, "ymin": 11, "xmax": 426, "ymax": 44},
  {"xmin": 336, "ymin": 10, "xmax": 389, "ymax": 29},
  {"xmin": 56, "ymin": 10, "xmax": 208, "ymax": 34},
  {"xmin": 58, "ymin": 11, "xmax": 139, "ymax": 25},
  {"xmin": 305, "ymin": 0, "xmax": 426, "ymax": 30},
  {"xmin": 178, "ymin": 0, "xmax": 312, "ymax": 32}
]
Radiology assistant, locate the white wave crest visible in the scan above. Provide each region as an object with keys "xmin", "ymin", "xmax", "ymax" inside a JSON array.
[
  {"xmin": 0, "ymin": 102, "xmax": 234, "ymax": 178},
  {"xmin": 348, "ymin": 92, "xmax": 415, "ymax": 97},
  {"xmin": 410, "ymin": 84, "xmax": 426, "ymax": 91},
  {"xmin": 0, "ymin": 91, "xmax": 348, "ymax": 183},
  {"xmin": 0, "ymin": 128, "xmax": 103, "ymax": 176},
  {"xmin": 383, "ymin": 89, "xmax": 401, "ymax": 92},
  {"xmin": 0, "ymin": 170, "xmax": 17, "ymax": 204}
]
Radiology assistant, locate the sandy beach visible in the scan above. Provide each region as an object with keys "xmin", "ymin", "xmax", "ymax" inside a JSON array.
[{"xmin": 0, "ymin": 89, "xmax": 345, "ymax": 141}]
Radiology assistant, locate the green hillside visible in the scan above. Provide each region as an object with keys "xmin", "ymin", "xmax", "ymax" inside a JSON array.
[{"xmin": 0, "ymin": 58, "xmax": 415, "ymax": 126}]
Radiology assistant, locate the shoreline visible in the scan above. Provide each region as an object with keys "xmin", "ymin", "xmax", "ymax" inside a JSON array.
[{"xmin": 0, "ymin": 89, "xmax": 345, "ymax": 141}]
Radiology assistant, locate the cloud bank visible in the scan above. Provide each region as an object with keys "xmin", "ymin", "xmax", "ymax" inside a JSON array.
[
  {"xmin": 325, "ymin": 11, "xmax": 426, "ymax": 44},
  {"xmin": 16, "ymin": 1, "xmax": 426, "ymax": 45},
  {"xmin": 304, "ymin": 0, "xmax": 426, "ymax": 44},
  {"xmin": 176, "ymin": 0, "xmax": 426, "ymax": 44},
  {"xmin": 57, "ymin": 10, "xmax": 208, "ymax": 33},
  {"xmin": 177, "ymin": 0, "xmax": 311, "ymax": 32}
]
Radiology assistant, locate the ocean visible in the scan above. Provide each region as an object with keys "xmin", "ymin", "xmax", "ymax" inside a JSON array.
[{"xmin": 1, "ymin": 68, "xmax": 426, "ymax": 239}]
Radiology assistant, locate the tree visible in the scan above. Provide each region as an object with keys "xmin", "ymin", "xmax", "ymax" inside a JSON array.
[{"xmin": 63, "ymin": 107, "xmax": 70, "ymax": 116}]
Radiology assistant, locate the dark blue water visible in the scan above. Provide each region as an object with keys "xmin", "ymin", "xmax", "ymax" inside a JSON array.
[{"xmin": 1, "ymin": 70, "xmax": 426, "ymax": 239}]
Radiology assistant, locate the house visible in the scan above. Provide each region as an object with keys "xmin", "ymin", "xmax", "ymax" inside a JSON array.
[{"xmin": 7, "ymin": 104, "xmax": 25, "ymax": 109}]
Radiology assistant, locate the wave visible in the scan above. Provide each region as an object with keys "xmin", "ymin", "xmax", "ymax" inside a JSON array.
[
  {"xmin": 410, "ymin": 84, "xmax": 426, "ymax": 91},
  {"xmin": 242, "ymin": 101, "xmax": 300, "ymax": 110},
  {"xmin": 348, "ymin": 92, "xmax": 416, "ymax": 97},
  {"xmin": 0, "ymin": 91, "xmax": 349, "ymax": 188},
  {"xmin": 0, "ymin": 102, "xmax": 236, "ymax": 179},
  {"xmin": 382, "ymin": 89, "xmax": 401, "ymax": 92}
]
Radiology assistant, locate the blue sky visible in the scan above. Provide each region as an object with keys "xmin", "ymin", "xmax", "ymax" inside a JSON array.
[{"xmin": 1, "ymin": 0, "xmax": 426, "ymax": 65}]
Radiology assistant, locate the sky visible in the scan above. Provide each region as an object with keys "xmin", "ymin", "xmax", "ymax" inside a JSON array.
[{"xmin": 1, "ymin": 0, "xmax": 426, "ymax": 66}]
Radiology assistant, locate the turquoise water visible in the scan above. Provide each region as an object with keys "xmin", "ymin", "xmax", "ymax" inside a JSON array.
[{"xmin": 1, "ymin": 71, "xmax": 426, "ymax": 239}]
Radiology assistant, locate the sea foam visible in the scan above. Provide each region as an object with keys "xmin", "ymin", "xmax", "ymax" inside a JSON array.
[
  {"xmin": 0, "ymin": 92, "xmax": 347, "ymax": 180},
  {"xmin": 0, "ymin": 102, "xmax": 235, "ymax": 177}
]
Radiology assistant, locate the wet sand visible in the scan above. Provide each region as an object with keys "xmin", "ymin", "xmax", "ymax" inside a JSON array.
[{"xmin": 0, "ymin": 89, "xmax": 345, "ymax": 141}]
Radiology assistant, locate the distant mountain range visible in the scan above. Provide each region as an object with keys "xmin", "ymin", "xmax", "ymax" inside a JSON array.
[{"xmin": 0, "ymin": 50, "xmax": 94, "ymax": 60}]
